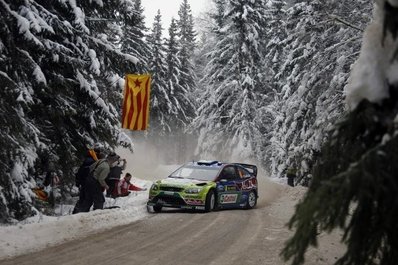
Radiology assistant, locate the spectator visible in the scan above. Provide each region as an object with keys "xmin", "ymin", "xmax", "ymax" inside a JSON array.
[
  {"xmin": 34, "ymin": 151, "xmax": 58, "ymax": 188},
  {"xmin": 72, "ymin": 146, "xmax": 103, "ymax": 214},
  {"xmin": 106, "ymin": 153, "xmax": 126, "ymax": 197},
  {"xmin": 79, "ymin": 152, "xmax": 119, "ymax": 212},
  {"xmin": 286, "ymin": 167, "xmax": 297, "ymax": 187},
  {"xmin": 114, "ymin": 173, "xmax": 146, "ymax": 197},
  {"xmin": 32, "ymin": 151, "xmax": 61, "ymax": 206}
]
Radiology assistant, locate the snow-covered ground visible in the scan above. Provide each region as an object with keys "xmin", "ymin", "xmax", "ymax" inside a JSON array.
[
  {"xmin": 0, "ymin": 148, "xmax": 293, "ymax": 262},
  {"xmin": 0, "ymin": 140, "xmax": 313, "ymax": 263},
  {"xmin": 0, "ymin": 176, "xmax": 152, "ymax": 260},
  {"xmin": 0, "ymin": 170, "xmax": 345, "ymax": 265},
  {"xmin": 0, "ymin": 175, "xmax": 287, "ymax": 261},
  {"xmin": 0, "ymin": 147, "xmax": 183, "ymax": 261}
]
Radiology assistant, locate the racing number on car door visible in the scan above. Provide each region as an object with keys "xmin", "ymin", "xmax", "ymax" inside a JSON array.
[{"xmin": 217, "ymin": 166, "xmax": 242, "ymax": 205}]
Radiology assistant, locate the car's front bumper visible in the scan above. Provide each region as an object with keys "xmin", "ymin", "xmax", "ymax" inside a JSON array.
[{"xmin": 147, "ymin": 192, "xmax": 206, "ymax": 210}]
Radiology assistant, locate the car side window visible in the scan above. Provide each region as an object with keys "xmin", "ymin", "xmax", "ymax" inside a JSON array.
[
  {"xmin": 220, "ymin": 166, "xmax": 238, "ymax": 180},
  {"xmin": 237, "ymin": 167, "xmax": 251, "ymax": 178}
]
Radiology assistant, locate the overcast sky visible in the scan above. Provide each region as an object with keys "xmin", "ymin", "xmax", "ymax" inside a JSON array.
[{"xmin": 141, "ymin": 0, "xmax": 211, "ymax": 31}]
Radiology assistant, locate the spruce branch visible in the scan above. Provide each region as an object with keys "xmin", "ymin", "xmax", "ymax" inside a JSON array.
[
  {"xmin": 281, "ymin": 95, "xmax": 398, "ymax": 265},
  {"xmin": 327, "ymin": 13, "xmax": 363, "ymax": 31}
]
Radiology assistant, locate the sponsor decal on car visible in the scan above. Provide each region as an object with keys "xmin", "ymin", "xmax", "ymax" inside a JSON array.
[
  {"xmin": 220, "ymin": 194, "xmax": 238, "ymax": 204},
  {"xmin": 237, "ymin": 179, "xmax": 257, "ymax": 191}
]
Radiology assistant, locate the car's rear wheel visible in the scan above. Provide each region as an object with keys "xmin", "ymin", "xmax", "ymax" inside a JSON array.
[
  {"xmin": 205, "ymin": 190, "xmax": 216, "ymax": 212},
  {"xmin": 153, "ymin": 205, "xmax": 162, "ymax": 213},
  {"xmin": 246, "ymin": 190, "xmax": 257, "ymax": 209}
]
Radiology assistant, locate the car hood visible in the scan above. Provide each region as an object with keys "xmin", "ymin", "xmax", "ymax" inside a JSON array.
[{"xmin": 157, "ymin": 177, "xmax": 211, "ymax": 187}]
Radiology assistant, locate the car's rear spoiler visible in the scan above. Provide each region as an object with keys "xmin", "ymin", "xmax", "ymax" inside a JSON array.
[{"xmin": 235, "ymin": 163, "xmax": 257, "ymax": 177}]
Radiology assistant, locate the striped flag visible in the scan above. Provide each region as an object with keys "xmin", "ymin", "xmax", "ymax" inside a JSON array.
[{"xmin": 122, "ymin": 74, "xmax": 151, "ymax": 130}]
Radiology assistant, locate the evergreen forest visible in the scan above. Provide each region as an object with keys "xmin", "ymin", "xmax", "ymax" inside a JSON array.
[{"xmin": 1, "ymin": 0, "xmax": 398, "ymax": 264}]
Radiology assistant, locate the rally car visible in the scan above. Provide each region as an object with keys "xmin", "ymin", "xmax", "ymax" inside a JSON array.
[{"xmin": 147, "ymin": 160, "xmax": 258, "ymax": 213}]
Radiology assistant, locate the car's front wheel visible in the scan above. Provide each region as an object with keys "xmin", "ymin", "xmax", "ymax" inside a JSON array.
[
  {"xmin": 246, "ymin": 190, "xmax": 257, "ymax": 209},
  {"xmin": 205, "ymin": 190, "xmax": 216, "ymax": 212}
]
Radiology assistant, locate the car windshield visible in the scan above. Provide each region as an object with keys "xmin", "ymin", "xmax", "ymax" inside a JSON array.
[{"xmin": 169, "ymin": 165, "xmax": 220, "ymax": 181}]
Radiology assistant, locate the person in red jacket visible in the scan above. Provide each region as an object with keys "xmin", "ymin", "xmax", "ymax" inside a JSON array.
[{"xmin": 113, "ymin": 173, "xmax": 146, "ymax": 197}]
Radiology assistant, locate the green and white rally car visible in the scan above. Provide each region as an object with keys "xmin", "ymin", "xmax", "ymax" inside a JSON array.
[{"xmin": 147, "ymin": 160, "xmax": 258, "ymax": 213}]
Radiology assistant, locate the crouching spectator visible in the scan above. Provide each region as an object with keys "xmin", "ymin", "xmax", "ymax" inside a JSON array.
[{"xmin": 114, "ymin": 173, "xmax": 146, "ymax": 197}]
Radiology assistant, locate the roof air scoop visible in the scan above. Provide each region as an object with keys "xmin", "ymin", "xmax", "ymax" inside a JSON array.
[{"xmin": 197, "ymin": 160, "xmax": 218, "ymax": 166}]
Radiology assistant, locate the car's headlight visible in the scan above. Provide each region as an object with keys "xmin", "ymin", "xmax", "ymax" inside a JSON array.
[
  {"xmin": 185, "ymin": 187, "xmax": 202, "ymax": 194},
  {"xmin": 151, "ymin": 184, "xmax": 159, "ymax": 191}
]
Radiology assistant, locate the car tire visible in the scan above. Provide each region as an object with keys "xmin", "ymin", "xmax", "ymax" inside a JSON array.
[
  {"xmin": 153, "ymin": 205, "xmax": 162, "ymax": 213},
  {"xmin": 205, "ymin": 190, "xmax": 216, "ymax": 212},
  {"xmin": 246, "ymin": 190, "xmax": 257, "ymax": 209}
]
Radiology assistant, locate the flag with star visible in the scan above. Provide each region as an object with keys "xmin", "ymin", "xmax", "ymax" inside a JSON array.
[{"xmin": 122, "ymin": 74, "xmax": 151, "ymax": 130}]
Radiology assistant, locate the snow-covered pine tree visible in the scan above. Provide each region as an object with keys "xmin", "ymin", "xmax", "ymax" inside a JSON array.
[
  {"xmin": 80, "ymin": 0, "xmax": 138, "ymax": 135},
  {"xmin": 267, "ymin": 0, "xmax": 371, "ymax": 181},
  {"xmin": 263, "ymin": 0, "xmax": 286, "ymax": 74},
  {"xmin": 165, "ymin": 19, "xmax": 183, "ymax": 127},
  {"xmin": 120, "ymin": 0, "xmax": 150, "ymax": 73},
  {"xmin": 0, "ymin": 0, "xmax": 135, "ymax": 222},
  {"xmin": 193, "ymin": 0, "xmax": 269, "ymax": 161},
  {"xmin": 191, "ymin": 0, "xmax": 225, "ymax": 110},
  {"xmin": 195, "ymin": 0, "xmax": 228, "ymax": 91},
  {"xmin": 174, "ymin": 0, "xmax": 198, "ymax": 161},
  {"xmin": 147, "ymin": 10, "xmax": 172, "ymax": 137},
  {"xmin": 177, "ymin": 0, "xmax": 197, "ymax": 102},
  {"xmin": 164, "ymin": 18, "xmax": 196, "ymax": 162},
  {"xmin": 0, "ymin": 0, "xmax": 39, "ymax": 220},
  {"xmin": 178, "ymin": 0, "xmax": 196, "ymax": 54},
  {"xmin": 282, "ymin": 1, "xmax": 398, "ymax": 264},
  {"xmin": 191, "ymin": 0, "xmax": 233, "ymax": 158},
  {"xmin": 249, "ymin": 0, "xmax": 288, "ymax": 164},
  {"xmin": 260, "ymin": 0, "xmax": 286, "ymax": 96}
]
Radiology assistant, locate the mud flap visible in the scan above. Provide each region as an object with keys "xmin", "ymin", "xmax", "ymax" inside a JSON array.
[{"xmin": 147, "ymin": 205, "xmax": 154, "ymax": 213}]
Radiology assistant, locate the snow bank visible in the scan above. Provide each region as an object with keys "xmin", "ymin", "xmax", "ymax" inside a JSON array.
[{"xmin": 0, "ymin": 178, "xmax": 151, "ymax": 260}]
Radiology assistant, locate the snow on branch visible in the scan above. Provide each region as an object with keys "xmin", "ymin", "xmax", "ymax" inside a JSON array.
[
  {"xmin": 64, "ymin": 0, "xmax": 90, "ymax": 33},
  {"xmin": 0, "ymin": 0, "xmax": 43, "ymax": 47},
  {"xmin": 344, "ymin": 1, "xmax": 392, "ymax": 110},
  {"xmin": 76, "ymin": 71, "xmax": 113, "ymax": 118},
  {"xmin": 88, "ymin": 36, "xmax": 139, "ymax": 65}
]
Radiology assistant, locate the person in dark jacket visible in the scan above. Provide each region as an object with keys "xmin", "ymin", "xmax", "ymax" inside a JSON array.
[
  {"xmin": 79, "ymin": 153, "xmax": 119, "ymax": 212},
  {"xmin": 72, "ymin": 147, "xmax": 103, "ymax": 214},
  {"xmin": 286, "ymin": 167, "xmax": 297, "ymax": 187}
]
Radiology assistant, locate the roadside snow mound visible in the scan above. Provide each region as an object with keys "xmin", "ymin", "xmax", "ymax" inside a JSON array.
[{"xmin": 0, "ymin": 178, "xmax": 151, "ymax": 260}]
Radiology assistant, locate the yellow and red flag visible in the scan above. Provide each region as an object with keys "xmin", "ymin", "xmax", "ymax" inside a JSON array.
[{"xmin": 122, "ymin": 74, "xmax": 151, "ymax": 130}]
